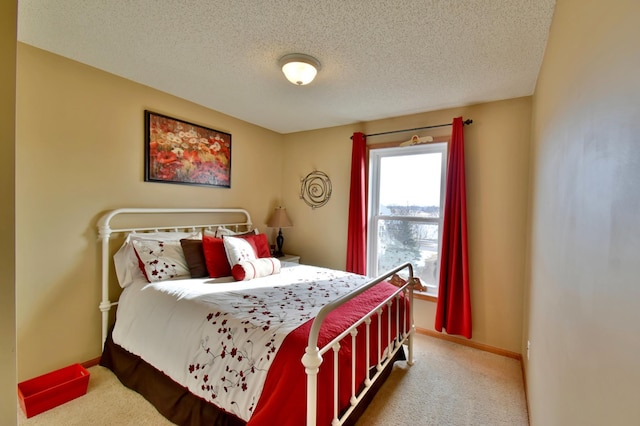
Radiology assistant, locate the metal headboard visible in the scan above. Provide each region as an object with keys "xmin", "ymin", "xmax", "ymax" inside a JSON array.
[{"xmin": 96, "ymin": 208, "xmax": 253, "ymax": 348}]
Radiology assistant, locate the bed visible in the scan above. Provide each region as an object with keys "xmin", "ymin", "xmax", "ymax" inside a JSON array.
[{"xmin": 97, "ymin": 208, "xmax": 416, "ymax": 426}]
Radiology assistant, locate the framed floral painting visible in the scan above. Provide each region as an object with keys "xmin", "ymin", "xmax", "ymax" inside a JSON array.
[{"xmin": 144, "ymin": 111, "xmax": 231, "ymax": 188}]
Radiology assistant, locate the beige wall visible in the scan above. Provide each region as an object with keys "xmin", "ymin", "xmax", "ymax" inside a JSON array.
[
  {"xmin": 283, "ymin": 97, "xmax": 532, "ymax": 353},
  {"xmin": 0, "ymin": 2, "xmax": 17, "ymax": 424},
  {"xmin": 281, "ymin": 124, "xmax": 361, "ymax": 269},
  {"xmin": 525, "ymin": 0, "xmax": 640, "ymax": 424},
  {"xmin": 16, "ymin": 44, "xmax": 284, "ymax": 380}
]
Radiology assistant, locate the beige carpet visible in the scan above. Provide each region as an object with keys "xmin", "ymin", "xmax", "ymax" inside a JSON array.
[{"xmin": 18, "ymin": 334, "xmax": 528, "ymax": 425}]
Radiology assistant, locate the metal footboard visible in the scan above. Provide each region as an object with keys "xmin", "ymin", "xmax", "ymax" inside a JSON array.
[{"xmin": 302, "ymin": 262, "xmax": 416, "ymax": 426}]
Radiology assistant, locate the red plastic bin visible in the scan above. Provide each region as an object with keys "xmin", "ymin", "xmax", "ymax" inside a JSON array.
[{"xmin": 17, "ymin": 363, "xmax": 90, "ymax": 418}]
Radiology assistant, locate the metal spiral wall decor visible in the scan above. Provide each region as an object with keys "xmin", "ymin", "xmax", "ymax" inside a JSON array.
[{"xmin": 300, "ymin": 170, "xmax": 332, "ymax": 209}]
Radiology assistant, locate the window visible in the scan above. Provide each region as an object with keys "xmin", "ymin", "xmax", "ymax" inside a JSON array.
[{"xmin": 367, "ymin": 143, "xmax": 447, "ymax": 296}]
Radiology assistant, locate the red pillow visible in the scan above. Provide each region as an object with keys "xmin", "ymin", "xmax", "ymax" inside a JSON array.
[
  {"xmin": 134, "ymin": 250, "xmax": 150, "ymax": 282},
  {"xmin": 241, "ymin": 233, "xmax": 271, "ymax": 258},
  {"xmin": 202, "ymin": 235, "xmax": 232, "ymax": 278}
]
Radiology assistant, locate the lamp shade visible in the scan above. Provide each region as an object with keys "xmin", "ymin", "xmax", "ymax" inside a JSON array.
[
  {"xmin": 279, "ymin": 54, "xmax": 321, "ymax": 86},
  {"xmin": 267, "ymin": 207, "xmax": 293, "ymax": 228}
]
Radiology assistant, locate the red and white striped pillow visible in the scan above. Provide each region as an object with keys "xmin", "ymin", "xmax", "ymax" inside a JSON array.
[{"xmin": 231, "ymin": 258, "xmax": 281, "ymax": 281}]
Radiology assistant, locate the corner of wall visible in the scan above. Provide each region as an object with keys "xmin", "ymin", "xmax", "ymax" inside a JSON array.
[{"xmin": 0, "ymin": 1, "xmax": 17, "ymax": 424}]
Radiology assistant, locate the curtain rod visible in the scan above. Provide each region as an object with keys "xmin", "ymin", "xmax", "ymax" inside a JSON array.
[{"xmin": 352, "ymin": 118, "xmax": 473, "ymax": 139}]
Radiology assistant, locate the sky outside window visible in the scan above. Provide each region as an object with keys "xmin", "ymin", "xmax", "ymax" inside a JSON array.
[{"xmin": 379, "ymin": 153, "xmax": 442, "ymax": 208}]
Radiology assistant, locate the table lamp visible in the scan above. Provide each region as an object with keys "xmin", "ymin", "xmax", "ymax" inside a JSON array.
[{"xmin": 267, "ymin": 206, "xmax": 293, "ymax": 257}]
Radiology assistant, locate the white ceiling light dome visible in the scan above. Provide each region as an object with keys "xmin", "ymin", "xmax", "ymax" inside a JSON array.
[{"xmin": 279, "ymin": 53, "xmax": 321, "ymax": 86}]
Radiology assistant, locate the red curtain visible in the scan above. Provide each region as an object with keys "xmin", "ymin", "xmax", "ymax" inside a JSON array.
[
  {"xmin": 435, "ymin": 117, "xmax": 472, "ymax": 338},
  {"xmin": 346, "ymin": 132, "xmax": 367, "ymax": 275}
]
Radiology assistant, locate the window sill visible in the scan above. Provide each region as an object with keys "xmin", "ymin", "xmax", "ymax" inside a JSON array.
[{"xmin": 414, "ymin": 291, "xmax": 437, "ymax": 303}]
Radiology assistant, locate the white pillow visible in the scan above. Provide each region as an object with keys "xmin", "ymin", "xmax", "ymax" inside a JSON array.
[
  {"xmin": 132, "ymin": 239, "xmax": 190, "ymax": 282},
  {"xmin": 232, "ymin": 258, "xmax": 281, "ymax": 281},
  {"xmin": 214, "ymin": 226, "xmax": 258, "ymax": 237},
  {"xmin": 113, "ymin": 231, "xmax": 200, "ymax": 288},
  {"xmin": 222, "ymin": 235, "xmax": 257, "ymax": 267}
]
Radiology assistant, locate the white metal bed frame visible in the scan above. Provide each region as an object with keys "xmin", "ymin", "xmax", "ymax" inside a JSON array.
[{"xmin": 97, "ymin": 207, "xmax": 415, "ymax": 426}]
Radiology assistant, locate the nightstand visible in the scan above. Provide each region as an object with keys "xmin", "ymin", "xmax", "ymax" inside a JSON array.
[{"xmin": 278, "ymin": 254, "xmax": 300, "ymax": 264}]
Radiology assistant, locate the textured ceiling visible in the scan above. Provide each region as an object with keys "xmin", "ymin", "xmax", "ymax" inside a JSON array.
[{"xmin": 17, "ymin": 0, "xmax": 556, "ymax": 134}]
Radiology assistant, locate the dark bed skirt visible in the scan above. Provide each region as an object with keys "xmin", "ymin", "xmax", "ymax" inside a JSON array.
[{"xmin": 100, "ymin": 329, "xmax": 405, "ymax": 426}]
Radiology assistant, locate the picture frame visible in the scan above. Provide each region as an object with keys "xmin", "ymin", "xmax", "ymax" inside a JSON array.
[{"xmin": 144, "ymin": 110, "xmax": 231, "ymax": 188}]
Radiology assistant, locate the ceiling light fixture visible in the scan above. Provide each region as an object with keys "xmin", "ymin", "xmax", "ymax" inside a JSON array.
[{"xmin": 278, "ymin": 53, "xmax": 321, "ymax": 86}]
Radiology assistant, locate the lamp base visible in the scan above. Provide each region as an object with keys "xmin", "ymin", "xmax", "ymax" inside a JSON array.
[{"xmin": 275, "ymin": 228, "xmax": 284, "ymax": 258}]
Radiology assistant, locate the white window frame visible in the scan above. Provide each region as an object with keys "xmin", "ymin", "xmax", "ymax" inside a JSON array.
[{"xmin": 367, "ymin": 143, "xmax": 447, "ymax": 296}]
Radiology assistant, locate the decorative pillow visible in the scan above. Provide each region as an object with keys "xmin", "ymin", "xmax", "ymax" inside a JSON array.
[
  {"xmin": 232, "ymin": 258, "xmax": 282, "ymax": 281},
  {"xmin": 223, "ymin": 236, "xmax": 258, "ymax": 267},
  {"xmin": 180, "ymin": 239, "xmax": 208, "ymax": 278},
  {"xmin": 241, "ymin": 233, "xmax": 271, "ymax": 258},
  {"xmin": 202, "ymin": 235, "xmax": 233, "ymax": 278},
  {"xmin": 132, "ymin": 239, "xmax": 190, "ymax": 282},
  {"xmin": 113, "ymin": 231, "xmax": 200, "ymax": 288}
]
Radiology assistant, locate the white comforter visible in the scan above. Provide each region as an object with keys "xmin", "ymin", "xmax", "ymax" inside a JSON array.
[{"xmin": 112, "ymin": 262, "xmax": 370, "ymax": 421}]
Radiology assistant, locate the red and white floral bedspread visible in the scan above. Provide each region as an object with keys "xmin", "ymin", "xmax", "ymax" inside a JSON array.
[{"xmin": 112, "ymin": 263, "xmax": 378, "ymax": 422}]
